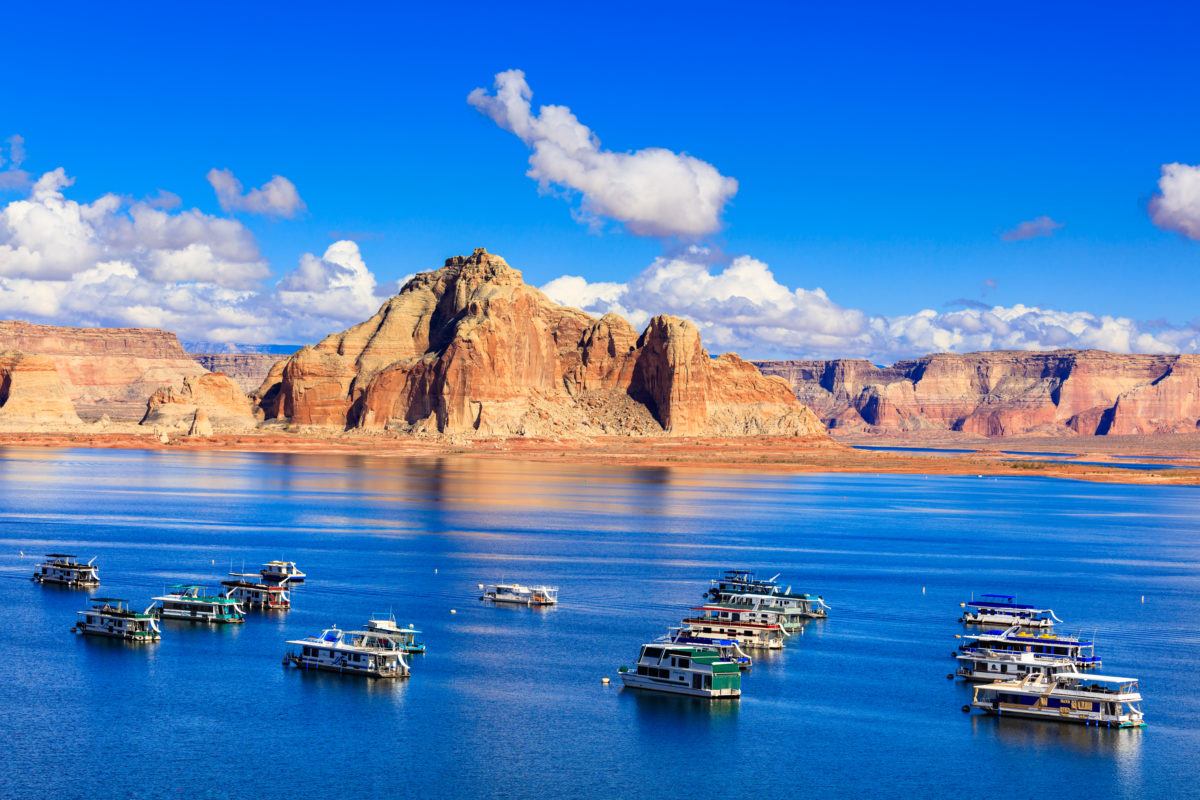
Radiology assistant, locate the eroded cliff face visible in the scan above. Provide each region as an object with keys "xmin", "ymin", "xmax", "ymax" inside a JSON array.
[
  {"xmin": 141, "ymin": 373, "xmax": 259, "ymax": 432},
  {"xmin": 756, "ymin": 351, "xmax": 1200, "ymax": 437},
  {"xmin": 190, "ymin": 353, "xmax": 282, "ymax": 394},
  {"xmin": 0, "ymin": 352, "xmax": 83, "ymax": 427},
  {"xmin": 259, "ymin": 248, "xmax": 825, "ymax": 438},
  {"xmin": 0, "ymin": 321, "xmax": 206, "ymax": 419}
]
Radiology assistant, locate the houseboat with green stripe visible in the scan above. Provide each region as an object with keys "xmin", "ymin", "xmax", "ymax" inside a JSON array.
[
  {"xmin": 73, "ymin": 598, "xmax": 160, "ymax": 642},
  {"xmin": 152, "ymin": 585, "xmax": 245, "ymax": 624},
  {"xmin": 618, "ymin": 643, "xmax": 741, "ymax": 699}
]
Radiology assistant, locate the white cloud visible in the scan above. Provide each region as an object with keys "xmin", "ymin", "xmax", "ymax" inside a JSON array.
[
  {"xmin": 206, "ymin": 168, "xmax": 306, "ymax": 219},
  {"xmin": 0, "ymin": 135, "xmax": 30, "ymax": 191},
  {"xmin": 276, "ymin": 240, "xmax": 390, "ymax": 336},
  {"xmin": 0, "ymin": 163, "xmax": 404, "ymax": 344},
  {"xmin": 469, "ymin": 69, "xmax": 737, "ymax": 237},
  {"xmin": 1149, "ymin": 162, "xmax": 1200, "ymax": 239},
  {"xmin": 542, "ymin": 250, "xmax": 1200, "ymax": 360},
  {"xmin": 1001, "ymin": 215, "xmax": 1063, "ymax": 241}
]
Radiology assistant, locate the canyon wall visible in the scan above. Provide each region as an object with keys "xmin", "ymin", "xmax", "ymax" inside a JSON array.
[
  {"xmin": 755, "ymin": 351, "xmax": 1200, "ymax": 436},
  {"xmin": 0, "ymin": 321, "xmax": 206, "ymax": 420},
  {"xmin": 191, "ymin": 353, "xmax": 281, "ymax": 393},
  {"xmin": 259, "ymin": 248, "xmax": 825, "ymax": 438}
]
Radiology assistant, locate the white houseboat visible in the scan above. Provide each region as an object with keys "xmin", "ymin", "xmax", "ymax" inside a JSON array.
[
  {"xmin": 680, "ymin": 606, "xmax": 787, "ymax": 650},
  {"xmin": 260, "ymin": 561, "xmax": 305, "ymax": 583},
  {"xmin": 73, "ymin": 598, "xmax": 161, "ymax": 643},
  {"xmin": 618, "ymin": 643, "xmax": 742, "ymax": 699},
  {"xmin": 220, "ymin": 574, "xmax": 291, "ymax": 610},
  {"xmin": 479, "ymin": 582, "xmax": 558, "ymax": 606},
  {"xmin": 957, "ymin": 648, "xmax": 1080, "ymax": 682},
  {"xmin": 705, "ymin": 569, "xmax": 785, "ymax": 601},
  {"xmin": 152, "ymin": 585, "xmax": 245, "ymax": 624},
  {"xmin": 365, "ymin": 614, "xmax": 426, "ymax": 654},
  {"xmin": 957, "ymin": 626, "xmax": 1100, "ymax": 673},
  {"xmin": 971, "ymin": 671, "xmax": 1146, "ymax": 728},
  {"xmin": 284, "ymin": 627, "xmax": 410, "ymax": 678},
  {"xmin": 659, "ymin": 627, "xmax": 752, "ymax": 670},
  {"xmin": 960, "ymin": 594, "xmax": 1060, "ymax": 628},
  {"xmin": 32, "ymin": 553, "xmax": 100, "ymax": 588},
  {"xmin": 716, "ymin": 592, "xmax": 827, "ymax": 630}
]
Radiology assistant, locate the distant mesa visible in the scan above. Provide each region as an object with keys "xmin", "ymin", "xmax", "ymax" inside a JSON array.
[
  {"xmin": 256, "ymin": 247, "xmax": 825, "ymax": 438},
  {"xmin": 756, "ymin": 351, "xmax": 1200, "ymax": 437}
]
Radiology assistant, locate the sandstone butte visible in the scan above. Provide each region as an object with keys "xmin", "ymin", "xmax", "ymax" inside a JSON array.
[
  {"xmin": 755, "ymin": 351, "xmax": 1200, "ymax": 437},
  {"xmin": 0, "ymin": 320, "xmax": 206, "ymax": 420},
  {"xmin": 141, "ymin": 373, "xmax": 259, "ymax": 433},
  {"xmin": 256, "ymin": 248, "xmax": 826, "ymax": 439}
]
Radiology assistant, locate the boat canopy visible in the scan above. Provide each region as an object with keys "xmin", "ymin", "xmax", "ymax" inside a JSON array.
[{"xmin": 45, "ymin": 552, "xmax": 77, "ymax": 559}]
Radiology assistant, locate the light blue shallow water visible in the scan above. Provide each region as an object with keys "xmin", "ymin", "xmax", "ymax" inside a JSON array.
[{"xmin": 1, "ymin": 447, "xmax": 1198, "ymax": 800}]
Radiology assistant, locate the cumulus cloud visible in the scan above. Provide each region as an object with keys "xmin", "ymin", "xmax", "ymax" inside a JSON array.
[
  {"xmin": 206, "ymin": 168, "xmax": 306, "ymax": 219},
  {"xmin": 0, "ymin": 167, "xmax": 380, "ymax": 343},
  {"xmin": 1149, "ymin": 162, "xmax": 1200, "ymax": 239},
  {"xmin": 0, "ymin": 135, "xmax": 30, "ymax": 191},
  {"xmin": 276, "ymin": 240, "xmax": 391, "ymax": 336},
  {"xmin": 469, "ymin": 69, "xmax": 737, "ymax": 237},
  {"xmin": 542, "ymin": 250, "xmax": 1200, "ymax": 361},
  {"xmin": 1001, "ymin": 215, "xmax": 1063, "ymax": 241}
]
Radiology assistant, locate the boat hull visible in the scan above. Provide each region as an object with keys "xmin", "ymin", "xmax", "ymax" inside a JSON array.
[
  {"xmin": 157, "ymin": 610, "xmax": 244, "ymax": 624},
  {"xmin": 973, "ymin": 702, "xmax": 1145, "ymax": 728},
  {"xmin": 284, "ymin": 653, "xmax": 407, "ymax": 679},
  {"xmin": 619, "ymin": 672, "xmax": 739, "ymax": 699},
  {"xmin": 74, "ymin": 626, "xmax": 160, "ymax": 643},
  {"xmin": 33, "ymin": 574, "xmax": 100, "ymax": 588}
]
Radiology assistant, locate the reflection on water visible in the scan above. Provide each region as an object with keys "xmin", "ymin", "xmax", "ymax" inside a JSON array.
[{"xmin": 0, "ymin": 446, "xmax": 1195, "ymax": 800}]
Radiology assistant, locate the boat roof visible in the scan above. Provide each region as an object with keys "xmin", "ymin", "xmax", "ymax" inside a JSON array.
[
  {"xmin": 969, "ymin": 630, "xmax": 1091, "ymax": 646},
  {"xmin": 263, "ymin": 560, "xmax": 297, "ymax": 566},
  {"xmin": 90, "ymin": 597, "xmax": 127, "ymax": 604},
  {"xmin": 980, "ymin": 593, "xmax": 1016, "ymax": 601},
  {"xmin": 44, "ymin": 552, "xmax": 78, "ymax": 559},
  {"xmin": 966, "ymin": 599, "xmax": 1047, "ymax": 611}
]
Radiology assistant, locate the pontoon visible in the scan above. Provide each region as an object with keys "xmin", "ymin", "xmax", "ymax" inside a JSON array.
[
  {"xmin": 960, "ymin": 594, "xmax": 1060, "ymax": 628},
  {"xmin": 32, "ymin": 553, "xmax": 100, "ymax": 588},
  {"xmin": 618, "ymin": 643, "xmax": 741, "ymax": 699},
  {"xmin": 971, "ymin": 671, "xmax": 1146, "ymax": 727},
  {"xmin": 152, "ymin": 585, "xmax": 245, "ymax": 624},
  {"xmin": 73, "ymin": 598, "xmax": 160, "ymax": 642},
  {"xmin": 284, "ymin": 627, "xmax": 410, "ymax": 678}
]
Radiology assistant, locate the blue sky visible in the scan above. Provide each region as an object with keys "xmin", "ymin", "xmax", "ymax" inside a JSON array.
[{"xmin": 1, "ymin": 2, "xmax": 1198, "ymax": 359}]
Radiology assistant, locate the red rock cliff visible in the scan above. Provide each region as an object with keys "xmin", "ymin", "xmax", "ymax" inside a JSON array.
[{"xmin": 259, "ymin": 248, "xmax": 825, "ymax": 438}]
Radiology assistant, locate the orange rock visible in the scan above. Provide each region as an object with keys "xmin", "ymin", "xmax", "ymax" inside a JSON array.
[
  {"xmin": 141, "ymin": 373, "xmax": 258, "ymax": 431},
  {"xmin": 0, "ymin": 352, "xmax": 83, "ymax": 426},
  {"xmin": 261, "ymin": 248, "xmax": 826, "ymax": 439}
]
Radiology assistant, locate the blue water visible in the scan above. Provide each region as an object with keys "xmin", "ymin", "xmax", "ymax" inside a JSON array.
[
  {"xmin": 2, "ymin": 448, "xmax": 1199, "ymax": 800},
  {"xmin": 852, "ymin": 444, "xmax": 977, "ymax": 455}
]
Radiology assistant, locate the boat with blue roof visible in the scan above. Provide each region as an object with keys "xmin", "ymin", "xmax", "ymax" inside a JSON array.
[
  {"xmin": 956, "ymin": 625, "xmax": 1100, "ymax": 680},
  {"xmin": 284, "ymin": 627, "xmax": 410, "ymax": 678},
  {"xmin": 959, "ymin": 594, "xmax": 1060, "ymax": 628}
]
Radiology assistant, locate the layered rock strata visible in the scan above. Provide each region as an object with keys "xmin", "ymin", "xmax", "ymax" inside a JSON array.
[
  {"xmin": 755, "ymin": 351, "xmax": 1200, "ymax": 436},
  {"xmin": 0, "ymin": 352, "xmax": 83, "ymax": 426},
  {"xmin": 141, "ymin": 373, "xmax": 258, "ymax": 431},
  {"xmin": 258, "ymin": 248, "xmax": 825, "ymax": 438}
]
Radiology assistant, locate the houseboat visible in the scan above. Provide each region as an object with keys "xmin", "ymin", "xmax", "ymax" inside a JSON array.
[
  {"xmin": 618, "ymin": 643, "xmax": 742, "ymax": 699},
  {"xmin": 680, "ymin": 606, "xmax": 788, "ymax": 650},
  {"xmin": 32, "ymin": 553, "xmax": 100, "ymax": 588},
  {"xmin": 72, "ymin": 598, "xmax": 160, "ymax": 643},
  {"xmin": 716, "ymin": 592, "xmax": 828, "ymax": 629},
  {"xmin": 152, "ymin": 585, "xmax": 245, "ymax": 624},
  {"xmin": 971, "ymin": 671, "xmax": 1146, "ymax": 728},
  {"xmin": 365, "ymin": 614, "xmax": 427, "ymax": 654},
  {"xmin": 260, "ymin": 561, "xmax": 305, "ymax": 583},
  {"xmin": 705, "ymin": 569, "xmax": 785, "ymax": 601},
  {"xmin": 956, "ymin": 648, "xmax": 1080, "ymax": 682},
  {"xmin": 284, "ymin": 627, "xmax": 410, "ymax": 678},
  {"xmin": 479, "ymin": 582, "xmax": 558, "ymax": 606},
  {"xmin": 220, "ymin": 575, "xmax": 291, "ymax": 610},
  {"xmin": 658, "ymin": 627, "xmax": 751, "ymax": 670},
  {"xmin": 957, "ymin": 626, "xmax": 1100, "ymax": 670},
  {"xmin": 960, "ymin": 594, "xmax": 1060, "ymax": 628}
]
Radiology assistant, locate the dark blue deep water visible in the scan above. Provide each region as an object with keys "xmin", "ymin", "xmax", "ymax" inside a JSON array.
[{"xmin": 1, "ymin": 448, "xmax": 1198, "ymax": 800}]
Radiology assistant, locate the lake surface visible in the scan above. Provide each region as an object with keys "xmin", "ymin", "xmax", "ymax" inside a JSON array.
[{"xmin": 1, "ymin": 447, "xmax": 1198, "ymax": 800}]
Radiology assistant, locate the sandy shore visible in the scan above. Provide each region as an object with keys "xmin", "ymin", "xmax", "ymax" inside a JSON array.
[{"xmin": 0, "ymin": 429, "xmax": 1196, "ymax": 486}]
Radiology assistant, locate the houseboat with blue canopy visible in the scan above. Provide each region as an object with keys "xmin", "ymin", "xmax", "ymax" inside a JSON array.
[
  {"xmin": 658, "ymin": 626, "xmax": 752, "ymax": 670},
  {"xmin": 618, "ymin": 642, "xmax": 742, "ymax": 699},
  {"xmin": 72, "ymin": 598, "xmax": 160, "ymax": 642},
  {"xmin": 957, "ymin": 626, "xmax": 1100, "ymax": 670},
  {"xmin": 32, "ymin": 553, "xmax": 100, "ymax": 588},
  {"xmin": 971, "ymin": 671, "xmax": 1146, "ymax": 728},
  {"xmin": 959, "ymin": 594, "xmax": 1061, "ymax": 628},
  {"xmin": 365, "ymin": 614, "xmax": 427, "ymax": 654},
  {"xmin": 284, "ymin": 627, "xmax": 410, "ymax": 678},
  {"xmin": 152, "ymin": 585, "xmax": 245, "ymax": 624}
]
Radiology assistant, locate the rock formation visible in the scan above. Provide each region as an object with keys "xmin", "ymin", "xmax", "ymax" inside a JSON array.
[
  {"xmin": 0, "ymin": 352, "xmax": 83, "ymax": 426},
  {"xmin": 191, "ymin": 353, "xmax": 283, "ymax": 393},
  {"xmin": 141, "ymin": 373, "xmax": 258, "ymax": 431},
  {"xmin": 258, "ymin": 248, "xmax": 824, "ymax": 438},
  {"xmin": 756, "ymin": 351, "xmax": 1200, "ymax": 436},
  {"xmin": 0, "ymin": 321, "xmax": 206, "ymax": 420}
]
